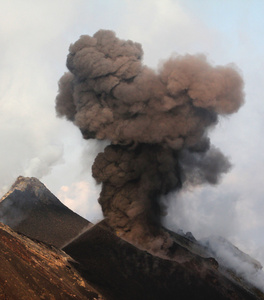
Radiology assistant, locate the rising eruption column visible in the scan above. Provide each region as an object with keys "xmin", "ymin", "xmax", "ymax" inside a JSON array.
[{"xmin": 56, "ymin": 30, "xmax": 244, "ymax": 252}]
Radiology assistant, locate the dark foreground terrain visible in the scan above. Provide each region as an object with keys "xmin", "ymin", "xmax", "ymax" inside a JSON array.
[
  {"xmin": 0, "ymin": 222, "xmax": 103, "ymax": 300},
  {"xmin": 1, "ymin": 176, "xmax": 264, "ymax": 299},
  {"xmin": 63, "ymin": 221, "xmax": 264, "ymax": 300}
]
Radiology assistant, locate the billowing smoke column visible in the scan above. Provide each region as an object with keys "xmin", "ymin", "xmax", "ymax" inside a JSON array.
[{"xmin": 56, "ymin": 30, "xmax": 244, "ymax": 251}]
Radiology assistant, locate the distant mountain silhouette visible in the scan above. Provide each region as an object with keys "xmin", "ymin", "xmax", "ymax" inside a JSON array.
[{"xmin": 0, "ymin": 176, "xmax": 91, "ymax": 248}]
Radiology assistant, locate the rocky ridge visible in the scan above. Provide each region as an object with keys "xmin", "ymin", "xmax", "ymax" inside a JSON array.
[
  {"xmin": 0, "ymin": 176, "xmax": 91, "ymax": 248},
  {"xmin": 0, "ymin": 222, "xmax": 103, "ymax": 300},
  {"xmin": 1, "ymin": 176, "xmax": 264, "ymax": 299}
]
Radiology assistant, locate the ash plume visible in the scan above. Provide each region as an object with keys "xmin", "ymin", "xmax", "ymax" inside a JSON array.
[{"xmin": 56, "ymin": 30, "xmax": 244, "ymax": 252}]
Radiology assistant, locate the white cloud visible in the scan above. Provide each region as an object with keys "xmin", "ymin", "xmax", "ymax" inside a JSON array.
[
  {"xmin": 24, "ymin": 144, "xmax": 63, "ymax": 178},
  {"xmin": 57, "ymin": 180, "xmax": 103, "ymax": 222},
  {"xmin": 114, "ymin": 0, "xmax": 222, "ymax": 68},
  {"xmin": 0, "ymin": 0, "xmax": 81, "ymax": 192}
]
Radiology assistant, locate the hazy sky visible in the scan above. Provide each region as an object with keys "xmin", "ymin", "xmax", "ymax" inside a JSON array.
[{"xmin": 1, "ymin": 0, "xmax": 264, "ymax": 264}]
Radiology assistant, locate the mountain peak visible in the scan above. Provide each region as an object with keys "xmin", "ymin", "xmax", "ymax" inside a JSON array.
[
  {"xmin": 0, "ymin": 176, "xmax": 91, "ymax": 248},
  {"xmin": 1, "ymin": 176, "xmax": 61, "ymax": 206},
  {"xmin": 1, "ymin": 176, "xmax": 47, "ymax": 197}
]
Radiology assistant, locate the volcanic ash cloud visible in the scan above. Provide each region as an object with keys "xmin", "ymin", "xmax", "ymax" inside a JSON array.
[{"xmin": 55, "ymin": 29, "xmax": 244, "ymax": 251}]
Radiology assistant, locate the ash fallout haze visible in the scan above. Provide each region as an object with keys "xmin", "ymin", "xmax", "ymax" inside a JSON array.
[{"xmin": 1, "ymin": 0, "xmax": 264, "ymax": 265}]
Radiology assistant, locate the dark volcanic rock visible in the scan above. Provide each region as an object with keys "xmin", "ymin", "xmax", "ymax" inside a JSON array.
[
  {"xmin": 0, "ymin": 222, "xmax": 103, "ymax": 300},
  {"xmin": 0, "ymin": 176, "xmax": 91, "ymax": 248},
  {"xmin": 2, "ymin": 177, "xmax": 264, "ymax": 299},
  {"xmin": 63, "ymin": 221, "xmax": 263, "ymax": 300}
]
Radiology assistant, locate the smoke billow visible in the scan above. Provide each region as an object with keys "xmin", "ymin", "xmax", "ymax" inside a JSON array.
[{"xmin": 56, "ymin": 30, "xmax": 244, "ymax": 251}]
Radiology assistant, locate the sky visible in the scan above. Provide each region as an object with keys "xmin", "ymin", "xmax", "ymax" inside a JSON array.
[{"xmin": 1, "ymin": 0, "xmax": 264, "ymax": 265}]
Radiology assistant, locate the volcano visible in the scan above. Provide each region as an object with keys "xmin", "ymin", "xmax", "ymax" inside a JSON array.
[
  {"xmin": 0, "ymin": 176, "xmax": 91, "ymax": 248},
  {"xmin": 63, "ymin": 220, "xmax": 264, "ymax": 300},
  {"xmin": 0, "ymin": 177, "xmax": 264, "ymax": 299}
]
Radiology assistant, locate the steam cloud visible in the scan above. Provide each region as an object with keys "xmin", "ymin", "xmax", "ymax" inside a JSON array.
[{"xmin": 56, "ymin": 30, "xmax": 244, "ymax": 251}]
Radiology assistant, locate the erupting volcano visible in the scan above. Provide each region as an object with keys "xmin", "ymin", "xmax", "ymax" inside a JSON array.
[{"xmin": 55, "ymin": 29, "xmax": 244, "ymax": 252}]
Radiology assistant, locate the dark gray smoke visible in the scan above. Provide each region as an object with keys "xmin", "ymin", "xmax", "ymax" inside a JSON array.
[{"xmin": 56, "ymin": 30, "xmax": 244, "ymax": 251}]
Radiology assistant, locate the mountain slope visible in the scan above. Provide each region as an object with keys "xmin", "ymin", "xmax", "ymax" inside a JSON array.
[
  {"xmin": 1, "ymin": 177, "xmax": 264, "ymax": 299},
  {"xmin": 63, "ymin": 220, "xmax": 263, "ymax": 300},
  {"xmin": 0, "ymin": 176, "xmax": 91, "ymax": 248},
  {"xmin": 0, "ymin": 222, "xmax": 103, "ymax": 300}
]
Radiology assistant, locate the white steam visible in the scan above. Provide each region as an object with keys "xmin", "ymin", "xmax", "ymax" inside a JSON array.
[
  {"xmin": 200, "ymin": 236, "xmax": 264, "ymax": 292},
  {"xmin": 24, "ymin": 145, "xmax": 63, "ymax": 179}
]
